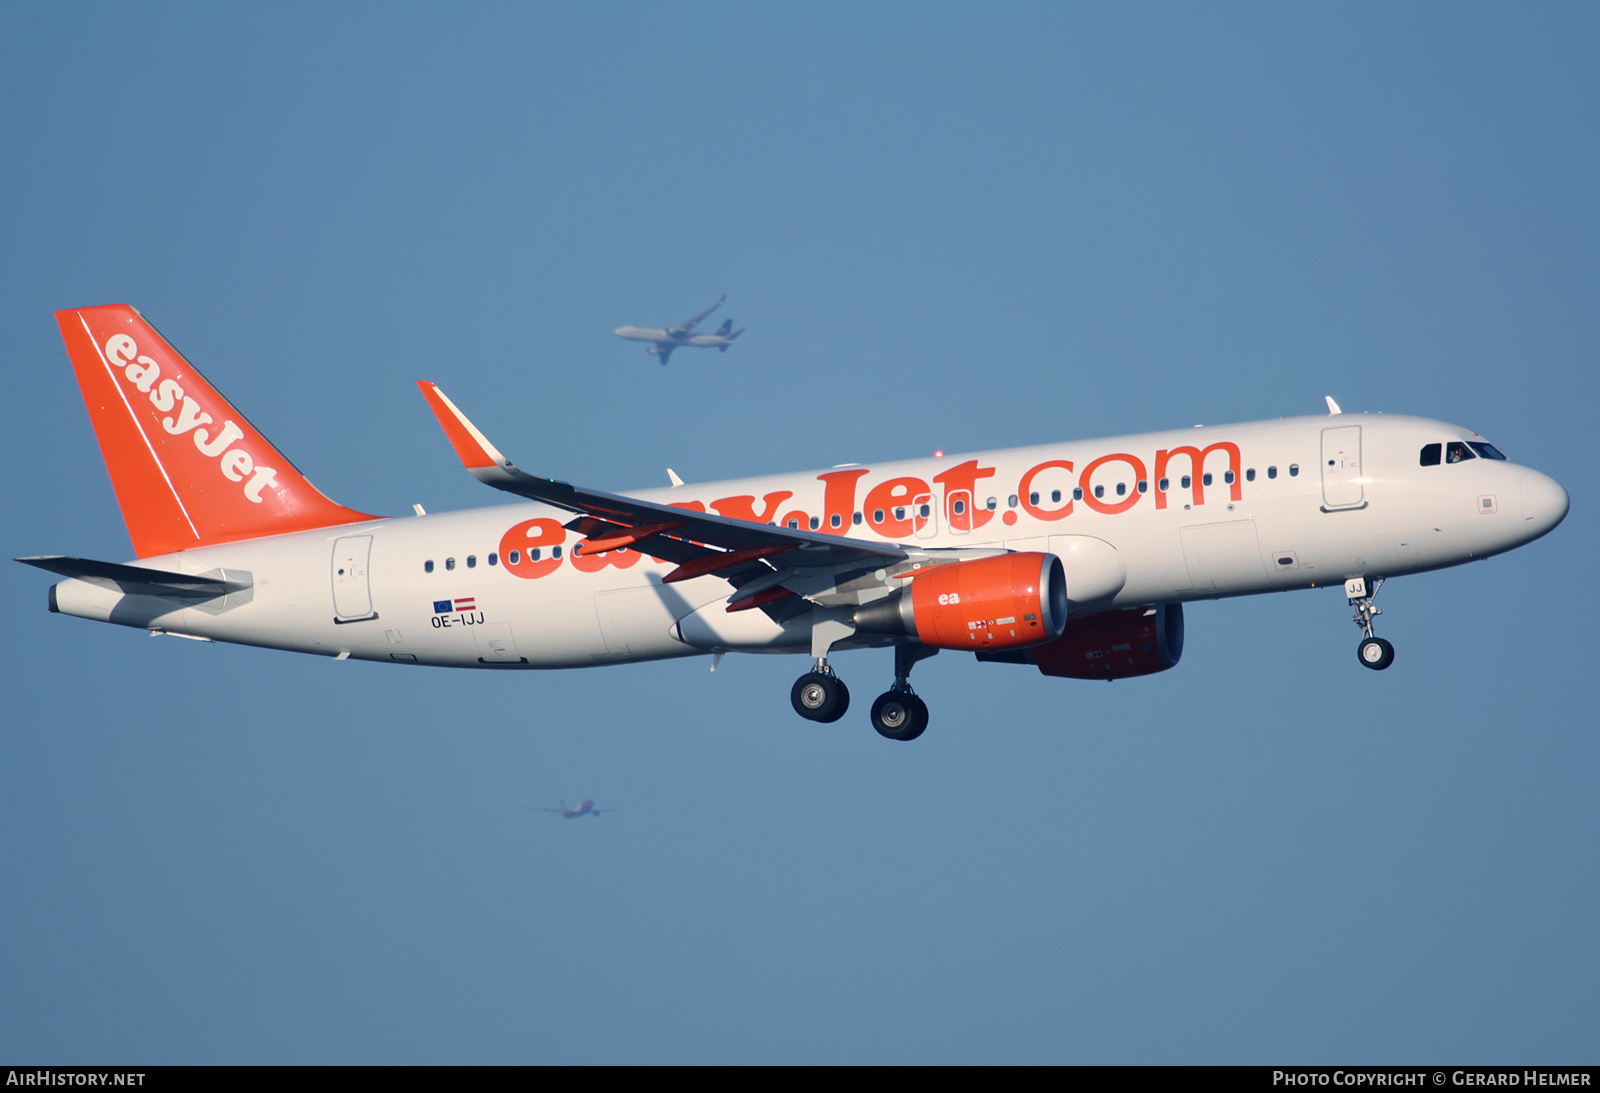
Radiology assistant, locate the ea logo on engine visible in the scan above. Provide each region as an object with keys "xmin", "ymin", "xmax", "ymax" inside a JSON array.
[{"xmin": 937, "ymin": 592, "xmax": 961, "ymax": 606}]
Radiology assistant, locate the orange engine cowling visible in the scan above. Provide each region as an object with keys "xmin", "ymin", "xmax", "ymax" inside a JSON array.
[
  {"xmin": 854, "ymin": 552, "xmax": 1067, "ymax": 651},
  {"xmin": 978, "ymin": 603, "xmax": 1184, "ymax": 679}
]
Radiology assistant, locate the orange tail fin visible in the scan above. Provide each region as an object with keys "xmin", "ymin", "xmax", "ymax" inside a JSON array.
[{"xmin": 56, "ymin": 305, "xmax": 379, "ymax": 557}]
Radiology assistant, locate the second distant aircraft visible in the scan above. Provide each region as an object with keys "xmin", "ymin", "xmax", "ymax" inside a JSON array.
[{"xmin": 614, "ymin": 296, "xmax": 744, "ymax": 365}]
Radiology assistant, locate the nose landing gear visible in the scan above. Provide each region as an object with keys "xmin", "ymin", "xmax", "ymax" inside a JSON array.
[{"xmin": 1347, "ymin": 577, "xmax": 1395, "ymax": 671}]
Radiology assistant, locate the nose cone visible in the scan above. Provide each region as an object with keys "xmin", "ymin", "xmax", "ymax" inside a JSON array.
[{"xmin": 1519, "ymin": 468, "xmax": 1569, "ymax": 540}]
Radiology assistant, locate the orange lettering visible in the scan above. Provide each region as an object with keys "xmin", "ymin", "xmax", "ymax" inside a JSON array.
[
  {"xmin": 933, "ymin": 460, "xmax": 997, "ymax": 531},
  {"xmin": 817, "ymin": 469, "xmax": 870, "ymax": 535},
  {"xmin": 1153, "ymin": 443, "xmax": 1240, "ymax": 509},
  {"xmin": 862, "ymin": 477, "xmax": 928, "ymax": 539},
  {"xmin": 1018, "ymin": 460, "xmax": 1074, "ymax": 521},
  {"xmin": 569, "ymin": 543, "xmax": 642, "ymax": 573},
  {"xmin": 499, "ymin": 518, "xmax": 565, "ymax": 579},
  {"xmin": 1079, "ymin": 453, "xmax": 1146, "ymax": 515},
  {"xmin": 710, "ymin": 491, "xmax": 793, "ymax": 525}
]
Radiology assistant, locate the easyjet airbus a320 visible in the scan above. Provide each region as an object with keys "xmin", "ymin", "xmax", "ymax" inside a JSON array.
[{"xmin": 24, "ymin": 306, "xmax": 1569, "ymax": 741}]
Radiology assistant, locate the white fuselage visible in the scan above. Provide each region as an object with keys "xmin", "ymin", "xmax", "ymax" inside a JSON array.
[
  {"xmin": 49, "ymin": 414, "xmax": 1569, "ymax": 670},
  {"xmin": 613, "ymin": 326, "xmax": 737, "ymax": 350}
]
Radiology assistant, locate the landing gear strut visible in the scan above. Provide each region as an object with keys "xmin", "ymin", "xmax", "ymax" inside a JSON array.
[
  {"xmin": 1347, "ymin": 577, "xmax": 1395, "ymax": 671},
  {"xmin": 791, "ymin": 661, "xmax": 850, "ymax": 722},
  {"xmin": 870, "ymin": 644, "xmax": 937, "ymax": 741}
]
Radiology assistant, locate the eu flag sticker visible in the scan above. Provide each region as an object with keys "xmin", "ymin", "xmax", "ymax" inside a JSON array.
[{"xmin": 433, "ymin": 600, "xmax": 452, "ymax": 614}]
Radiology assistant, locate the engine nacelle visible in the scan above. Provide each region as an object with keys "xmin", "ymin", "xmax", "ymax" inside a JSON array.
[
  {"xmin": 977, "ymin": 603, "xmax": 1184, "ymax": 679},
  {"xmin": 854, "ymin": 552, "xmax": 1067, "ymax": 652}
]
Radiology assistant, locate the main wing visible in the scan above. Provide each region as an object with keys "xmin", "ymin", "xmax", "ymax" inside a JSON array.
[
  {"xmin": 667, "ymin": 295, "xmax": 725, "ymax": 336},
  {"xmin": 415, "ymin": 384, "xmax": 907, "ymax": 591}
]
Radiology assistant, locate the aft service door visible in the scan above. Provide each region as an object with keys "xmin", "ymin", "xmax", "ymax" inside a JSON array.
[
  {"xmin": 1321, "ymin": 426, "xmax": 1365, "ymax": 510},
  {"xmin": 331, "ymin": 535, "xmax": 377, "ymax": 622}
]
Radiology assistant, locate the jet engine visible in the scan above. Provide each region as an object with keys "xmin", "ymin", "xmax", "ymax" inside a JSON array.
[
  {"xmin": 854, "ymin": 552, "xmax": 1067, "ymax": 652},
  {"xmin": 977, "ymin": 603, "xmax": 1185, "ymax": 679}
]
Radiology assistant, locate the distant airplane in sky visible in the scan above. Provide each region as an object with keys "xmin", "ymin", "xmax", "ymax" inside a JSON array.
[
  {"xmin": 23, "ymin": 305, "xmax": 1571, "ymax": 745},
  {"xmin": 614, "ymin": 296, "xmax": 744, "ymax": 365},
  {"xmin": 534, "ymin": 800, "xmax": 606, "ymax": 819}
]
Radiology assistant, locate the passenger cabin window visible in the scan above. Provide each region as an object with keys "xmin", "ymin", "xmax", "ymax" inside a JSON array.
[
  {"xmin": 1073, "ymin": 487, "xmax": 1084, "ymax": 501},
  {"xmin": 1445, "ymin": 442, "xmax": 1476, "ymax": 464},
  {"xmin": 1469, "ymin": 442, "xmax": 1508, "ymax": 460},
  {"xmin": 424, "ymin": 560, "xmax": 434, "ymax": 573},
  {"xmin": 1268, "ymin": 466, "xmax": 1278, "ymax": 479},
  {"xmin": 810, "ymin": 516, "xmax": 821, "ymax": 530},
  {"xmin": 1158, "ymin": 478, "xmax": 1169, "ymax": 491},
  {"xmin": 445, "ymin": 557, "xmax": 456, "ymax": 571},
  {"xmin": 1181, "ymin": 475, "xmax": 1192, "ymax": 489},
  {"xmin": 1115, "ymin": 482, "xmax": 1126, "ymax": 496},
  {"xmin": 1246, "ymin": 468, "xmax": 1256, "ymax": 482},
  {"xmin": 830, "ymin": 513, "xmax": 842, "ymax": 528},
  {"xmin": 551, "ymin": 546, "xmax": 562, "ymax": 559},
  {"xmin": 852, "ymin": 512, "xmax": 863, "ymax": 525},
  {"xmin": 488, "ymin": 553, "xmax": 498, "ymax": 566},
  {"xmin": 874, "ymin": 509, "xmax": 885, "ymax": 523},
  {"xmin": 985, "ymin": 497, "xmax": 997, "ymax": 511},
  {"xmin": 508, "ymin": 550, "xmax": 520, "ymax": 565},
  {"xmin": 1050, "ymin": 490, "xmax": 1061, "ymax": 503},
  {"xmin": 1029, "ymin": 491, "xmax": 1040, "ymax": 505},
  {"xmin": 1224, "ymin": 471, "xmax": 1235, "ymax": 485},
  {"xmin": 467, "ymin": 555, "xmax": 477, "ymax": 568},
  {"xmin": 952, "ymin": 499, "xmax": 966, "ymax": 515},
  {"xmin": 1289, "ymin": 464, "xmax": 1299, "ymax": 477},
  {"xmin": 1202, "ymin": 473, "xmax": 1213, "ymax": 487},
  {"xmin": 1093, "ymin": 485, "xmax": 1104, "ymax": 499},
  {"xmin": 787, "ymin": 518, "xmax": 799, "ymax": 529},
  {"xmin": 1420, "ymin": 443, "xmax": 1442, "ymax": 466},
  {"xmin": 1007, "ymin": 495, "xmax": 1018, "ymax": 508},
  {"xmin": 1137, "ymin": 480, "xmax": 1148, "ymax": 494}
]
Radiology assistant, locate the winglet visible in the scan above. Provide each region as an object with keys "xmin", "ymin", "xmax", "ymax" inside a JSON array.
[
  {"xmin": 416, "ymin": 382, "xmax": 510, "ymax": 470},
  {"xmin": 1325, "ymin": 395, "xmax": 1342, "ymax": 415}
]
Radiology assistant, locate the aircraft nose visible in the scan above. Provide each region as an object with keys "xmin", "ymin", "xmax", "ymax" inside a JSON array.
[{"xmin": 1518, "ymin": 467, "xmax": 1569, "ymax": 539}]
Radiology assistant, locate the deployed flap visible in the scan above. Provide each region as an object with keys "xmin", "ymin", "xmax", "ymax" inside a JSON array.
[
  {"xmin": 18, "ymin": 554, "xmax": 248, "ymax": 597},
  {"xmin": 55, "ymin": 305, "xmax": 380, "ymax": 558},
  {"xmin": 416, "ymin": 382, "xmax": 907, "ymax": 572}
]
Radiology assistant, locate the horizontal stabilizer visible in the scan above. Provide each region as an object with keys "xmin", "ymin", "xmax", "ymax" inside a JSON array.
[{"xmin": 17, "ymin": 555, "xmax": 248, "ymax": 597}]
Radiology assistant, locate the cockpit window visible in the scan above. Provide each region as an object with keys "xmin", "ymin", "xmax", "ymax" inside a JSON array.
[
  {"xmin": 1469, "ymin": 442, "xmax": 1507, "ymax": 461},
  {"xmin": 1445, "ymin": 441, "xmax": 1476, "ymax": 464},
  {"xmin": 1420, "ymin": 443, "xmax": 1442, "ymax": 466}
]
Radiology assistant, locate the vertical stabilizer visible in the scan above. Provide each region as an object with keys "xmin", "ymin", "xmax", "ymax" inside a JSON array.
[{"xmin": 55, "ymin": 305, "xmax": 380, "ymax": 557}]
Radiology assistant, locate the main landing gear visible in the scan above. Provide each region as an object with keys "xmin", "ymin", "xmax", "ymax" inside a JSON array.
[
  {"xmin": 791, "ymin": 665, "xmax": 850, "ymax": 723},
  {"xmin": 1347, "ymin": 577, "xmax": 1395, "ymax": 671},
  {"xmin": 789, "ymin": 643, "xmax": 938, "ymax": 741}
]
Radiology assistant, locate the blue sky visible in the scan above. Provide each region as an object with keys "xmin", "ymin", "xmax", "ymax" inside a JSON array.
[{"xmin": 2, "ymin": 2, "xmax": 1596, "ymax": 1063}]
